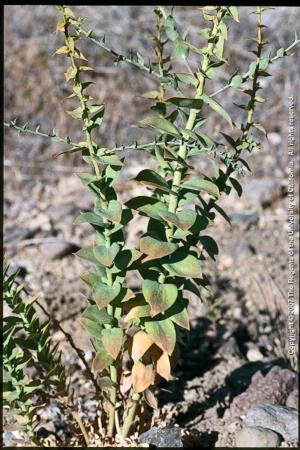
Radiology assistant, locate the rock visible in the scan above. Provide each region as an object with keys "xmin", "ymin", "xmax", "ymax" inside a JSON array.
[
  {"xmin": 230, "ymin": 212, "xmax": 259, "ymax": 229},
  {"xmin": 139, "ymin": 426, "xmax": 183, "ymax": 448},
  {"xmin": 286, "ymin": 390, "xmax": 298, "ymax": 410},
  {"xmin": 3, "ymin": 432, "xmax": 14, "ymax": 447},
  {"xmin": 243, "ymin": 404, "xmax": 298, "ymax": 442},
  {"xmin": 40, "ymin": 240, "xmax": 79, "ymax": 260},
  {"xmin": 242, "ymin": 178, "xmax": 281, "ymax": 208},
  {"xmin": 268, "ymin": 132, "xmax": 282, "ymax": 146},
  {"xmin": 236, "ymin": 425, "xmax": 282, "ymax": 447},
  {"xmin": 245, "ymin": 343, "xmax": 264, "ymax": 362},
  {"xmin": 226, "ymin": 365, "xmax": 298, "ymax": 418}
]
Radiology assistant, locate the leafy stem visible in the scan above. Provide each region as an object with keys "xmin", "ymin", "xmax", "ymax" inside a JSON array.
[{"xmin": 166, "ymin": 9, "xmax": 225, "ymax": 237}]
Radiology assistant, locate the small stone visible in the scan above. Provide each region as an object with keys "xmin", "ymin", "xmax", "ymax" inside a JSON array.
[
  {"xmin": 236, "ymin": 425, "xmax": 282, "ymax": 447},
  {"xmin": 246, "ymin": 343, "xmax": 264, "ymax": 362},
  {"xmin": 243, "ymin": 404, "xmax": 298, "ymax": 442},
  {"xmin": 40, "ymin": 240, "xmax": 79, "ymax": 260},
  {"xmin": 226, "ymin": 365, "xmax": 297, "ymax": 417},
  {"xmin": 139, "ymin": 426, "xmax": 183, "ymax": 448},
  {"xmin": 268, "ymin": 132, "xmax": 281, "ymax": 146}
]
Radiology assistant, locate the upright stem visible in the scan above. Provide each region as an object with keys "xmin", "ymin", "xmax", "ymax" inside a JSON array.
[
  {"xmin": 63, "ymin": 10, "xmax": 119, "ymax": 437},
  {"xmin": 107, "ymin": 365, "xmax": 117, "ymax": 437},
  {"xmin": 243, "ymin": 6, "xmax": 263, "ymax": 136},
  {"xmin": 206, "ymin": 7, "xmax": 263, "ymax": 214},
  {"xmin": 166, "ymin": 12, "xmax": 222, "ymax": 240},
  {"xmin": 121, "ymin": 393, "xmax": 140, "ymax": 437}
]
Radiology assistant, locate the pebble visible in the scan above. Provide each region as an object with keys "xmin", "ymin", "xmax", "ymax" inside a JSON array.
[
  {"xmin": 268, "ymin": 132, "xmax": 282, "ymax": 146},
  {"xmin": 245, "ymin": 343, "xmax": 264, "ymax": 362},
  {"xmin": 236, "ymin": 425, "xmax": 282, "ymax": 447},
  {"xmin": 243, "ymin": 404, "xmax": 299, "ymax": 442},
  {"xmin": 139, "ymin": 426, "xmax": 183, "ymax": 448}
]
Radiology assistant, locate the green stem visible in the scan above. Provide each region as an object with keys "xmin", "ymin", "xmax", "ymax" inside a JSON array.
[
  {"xmin": 206, "ymin": 7, "xmax": 264, "ymax": 214},
  {"xmin": 104, "ymin": 231, "xmax": 118, "ymax": 437},
  {"xmin": 77, "ymin": 26, "xmax": 164, "ymax": 80},
  {"xmin": 107, "ymin": 365, "xmax": 118, "ymax": 437},
  {"xmin": 166, "ymin": 12, "xmax": 222, "ymax": 241},
  {"xmin": 121, "ymin": 393, "xmax": 140, "ymax": 437}
]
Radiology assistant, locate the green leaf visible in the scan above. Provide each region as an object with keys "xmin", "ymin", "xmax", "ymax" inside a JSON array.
[
  {"xmin": 253, "ymin": 123, "xmax": 267, "ymax": 136},
  {"xmin": 213, "ymin": 203, "xmax": 231, "ymax": 224},
  {"xmin": 140, "ymin": 236, "xmax": 177, "ymax": 262},
  {"xmin": 92, "ymin": 281, "xmax": 121, "ymax": 309},
  {"xmin": 67, "ymin": 106, "xmax": 83, "ymax": 120},
  {"xmin": 230, "ymin": 74, "xmax": 243, "ymax": 88},
  {"xmin": 276, "ymin": 48, "xmax": 285, "ymax": 58},
  {"xmin": 75, "ymin": 246, "xmax": 100, "ymax": 265},
  {"xmin": 162, "ymin": 251, "xmax": 202, "ymax": 279},
  {"xmin": 173, "ymin": 38, "xmax": 189, "ymax": 59},
  {"xmin": 228, "ymin": 6, "xmax": 239, "ymax": 22},
  {"xmin": 93, "ymin": 243, "xmax": 120, "ymax": 267},
  {"xmin": 125, "ymin": 196, "xmax": 168, "ymax": 221},
  {"xmin": 220, "ymin": 132, "xmax": 237, "ymax": 148},
  {"xmin": 199, "ymin": 236, "xmax": 219, "ymax": 260},
  {"xmin": 201, "ymin": 94, "xmax": 232, "ymax": 127},
  {"xmin": 143, "ymin": 280, "xmax": 178, "ymax": 317},
  {"xmin": 140, "ymin": 116, "xmax": 181, "ymax": 137},
  {"xmin": 102, "ymin": 328, "xmax": 123, "ymax": 359},
  {"xmin": 135, "ymin": 169, "xmax": 171, "ymax": 193},
  {"xmin": 165, "ymin": 15, "xmax": 179, "ymax": 41},
  {"xmin": 181, "ymin": 178, "xmax": 219, "ymax": 198},
  {"xmin": 259, "ymin": 58, "xmax": 270, "ymax": 71},
  {"xmin": 166, "ymin": 97, "xmax": 203, "ymax": 109},
  {"xmin": 88, "ymin": 104, "xmax": 104, "ymax": 130},
  {"xmin": 92, "ymin": 342, "xmax": 113, "ymax": 372},
  {"xmin": 219, "ymin": 21, "xmax": 228, "ymax": 40},
  {"xmin": 145, "ymin": 318, "xmax": 176, "ymax": 355},
  {"xmin": 124, "ymin": 303, "xmax": 151, "ymax": 322},
  {"xmin": 77, "ymin": 172, "xmax": 98, "ymax": 185},
  {"xmin": 142, "ymin": 90, "xmax": 161, "ymax": 100},
  {"xmin": 166, "ymin": 298, "xmax": 190, "ymax": 330},
  {"xmin": 80, "ymin": 317, "xmax": 103, "ymax": 338},
  {"xmin": 65, "ymin": 66, "xmax": 77, "ymax": 81},
  {"xmin": 74, "ymin": 212, "xmax": 107, "ymax": 227},
  {"xmin": 176, "ymin": 73, "xmax": 198, "ymax": 87},
  {"xmin": 214, "ymin": 35, "xmax": 224, "ymax": 59},
  {"xmin": 81, "ymin": 305, "xmax": 113, "ymax": 325},
  {"xmin": 95, "ymin": 200, "xmax": 122, "ymax": 224},
  {"xmin": 178, "ymin": 191, "xmax": 198, "ymax": 207},
  {"xmin": 114, "ymin": 249, "xmax": 143, "ymax": 271},
  {"xmin": 80, "ymin": 269, "xmax": 106, "ymax": 286},
  {"xmin": 229, "ymin": 177, "xmax": 243, "ymax": 197},
  {"xmin": 160, "ymin": 209, "xmax": 197, "ymax": 231},
  {"xmin": 98, "ymin": 154, "xmax": 123, "ymax": 166}
]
